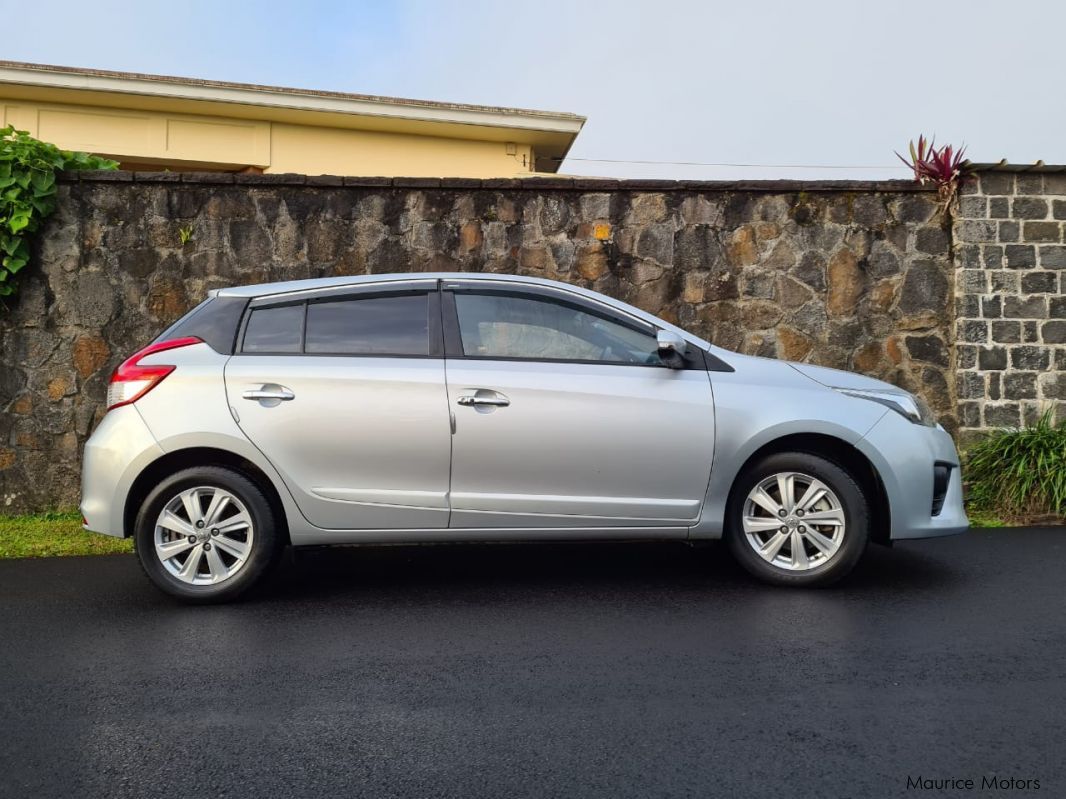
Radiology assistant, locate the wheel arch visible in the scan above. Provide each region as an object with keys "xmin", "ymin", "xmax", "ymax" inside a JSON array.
[
  {"xmin": 123, "ymin": 447, "xmax": 291, "ymax": 545},
  {"xmin": 724, "ymin": 432, "xmax": 891, "ymax": 546}
]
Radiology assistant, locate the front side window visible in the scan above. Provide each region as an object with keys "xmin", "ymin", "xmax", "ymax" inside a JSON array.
[
  {"xmin": 453, "ymin": 292, "xmax": 661, "ymax": 365},
  {"xmin": 305, "ymin": 293, "xmax": 430, "ymax": 356}
]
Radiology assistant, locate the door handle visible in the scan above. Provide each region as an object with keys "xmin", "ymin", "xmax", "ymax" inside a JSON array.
[
  {"xmin": 242, "ymin": 385, "xmax": 295, "ymax": 401},
  {"xmin": 457, "ymin": 392, "xmax": 510, "ymax": 407}
]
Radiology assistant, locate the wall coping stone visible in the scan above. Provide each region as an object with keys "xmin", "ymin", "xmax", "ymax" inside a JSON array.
[{"xmin": 58, "ymin": 170, "xmax": 937, "ymax": 193}]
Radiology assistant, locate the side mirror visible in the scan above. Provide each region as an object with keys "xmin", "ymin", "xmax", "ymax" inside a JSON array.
[{"xmin": 656, "ymin": 330, "xmax": 687, "ymax": 369}]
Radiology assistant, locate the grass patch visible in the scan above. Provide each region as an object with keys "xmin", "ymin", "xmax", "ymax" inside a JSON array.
[
  {"xmin": 964, "ymin": 507, "xmax": 1007, "ymax": 528},
  {"xmin": 0, "ymin": 510, "xmax": 133, "ymax": 559}
]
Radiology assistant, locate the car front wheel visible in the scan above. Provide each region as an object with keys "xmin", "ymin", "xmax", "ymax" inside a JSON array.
[
  {"xmin": 134, "ymin": 466, "xmax": 281, "ymax": 603},
  {"xmin": 726, "ymin": 452, "xmax": 869, "ymax": 587}
]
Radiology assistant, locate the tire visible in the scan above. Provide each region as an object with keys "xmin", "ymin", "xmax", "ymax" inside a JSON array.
[
  {"xmin": 725, "ymin": 452, "xmax": 869, "ymax": 587},
  {"xmin": 134, "ymin": 466, "xmax": 282, "ymax": 603}
]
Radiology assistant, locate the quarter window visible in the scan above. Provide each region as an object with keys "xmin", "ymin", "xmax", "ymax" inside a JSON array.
[
  {"xmin": 305, "ymin": 293, "xmax": 430, "ymax": 356},
  {"xmin": 453, "ymin": 292, "xmax": 662, "ymax": 365},
  {"xmin": 242, "ymin": 304, "xmax": 304, "ymax": 353}
]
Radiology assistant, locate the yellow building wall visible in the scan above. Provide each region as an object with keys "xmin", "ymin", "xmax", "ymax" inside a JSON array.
[
  {"xmin": 1, "ymin": 97, "xmax": 535, "ymax": 177},
  {"xmin": 269, "ymin": 123, "xmax": 532, "ymax": 177}
]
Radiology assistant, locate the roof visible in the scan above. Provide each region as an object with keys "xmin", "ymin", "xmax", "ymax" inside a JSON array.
[
  {"xmin": 213, "ymin": 272, "xmax": 713, "ymax": 351},
  {"xmin": 0, "ymin": 60, "xmax": 585, "ymax": 168}
]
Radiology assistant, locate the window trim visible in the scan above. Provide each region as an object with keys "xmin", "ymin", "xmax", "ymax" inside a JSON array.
[
  {"xmin": 237, "ymin": 286, "xmax": 443, "ymax": 358},
  {"xmin": 442, "ymin": 286, "xmax": 705, "ymax": 370}
]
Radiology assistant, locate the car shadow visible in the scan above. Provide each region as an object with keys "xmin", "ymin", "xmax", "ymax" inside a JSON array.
[{"xmin": 257, "ymin": 536, "xmax": 967, "ymax": 605}]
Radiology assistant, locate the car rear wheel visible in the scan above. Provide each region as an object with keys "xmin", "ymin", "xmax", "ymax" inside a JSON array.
[
  {"xmin": 134, "ymin": 466, "xmax": 281, "ymax": 603},
  {"xmin": 726, "ymin": 452, "xmax": 869, "ymax": 587}
]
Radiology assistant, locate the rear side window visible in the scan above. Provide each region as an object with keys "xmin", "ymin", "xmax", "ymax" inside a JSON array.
[
  {"xmin": 305, "ymin": 294, "xmax": 429, "ymax": 356},
  {"xmin": 154, "ymin": 296, "xmax": 248, "ymax": 354},
  {"xmin": 242, "ymin": 305, "xmax": 304, "ymax": 353}
]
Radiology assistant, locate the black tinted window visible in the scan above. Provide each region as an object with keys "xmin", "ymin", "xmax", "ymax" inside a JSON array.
[
  {"xmin": 305, "ymin": 294, "xmax": 429, "ymax": 356},
  {"xmin": 243, "ymin": 305, "xmax": 304, "ymax": 353},
  {"xmin": 157, "ymin": 296, "xmax": 248, "ymax": 354}
]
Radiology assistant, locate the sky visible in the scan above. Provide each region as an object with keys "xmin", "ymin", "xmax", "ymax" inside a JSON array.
[{"xmin": 1, "ymin": 0, "xmax": 1063, "ymax": 179}]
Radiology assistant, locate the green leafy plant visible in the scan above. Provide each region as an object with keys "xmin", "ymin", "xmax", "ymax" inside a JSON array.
[
  {"xmin": 178, "ymin": 225, "xmax": 195, "ymax": 245},
  {"xmin": 965, "ymin": 409, "xmax": 1066, "ymax": 520},
  {"xmin": 0, "ymin": 126, "xmax": 117, "ymax": 300}
]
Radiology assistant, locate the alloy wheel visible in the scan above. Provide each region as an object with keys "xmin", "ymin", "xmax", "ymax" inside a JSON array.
[
  {"xmin": 153, "ymin": 486, "xmax": 255, "ymax": 585},
  {"xmin": 741, "ymin": 471, "xmax": 846, "ymax": 571}
]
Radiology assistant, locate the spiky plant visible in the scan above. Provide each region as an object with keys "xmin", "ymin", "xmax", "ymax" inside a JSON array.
[
  {"xmin": 896, "ymin": 135, "xmax": 969, "ymax": 207},
  {"xmin": 965, "ymin": 409, "xmax": 1066, "ymax": 520}
]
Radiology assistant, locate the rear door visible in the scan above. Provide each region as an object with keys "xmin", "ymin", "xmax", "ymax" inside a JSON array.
[
  {"xmin": 442, "ymin": 282, "xmax": 716, "ymax": 530},
  {"xmin": 225, "ymin": 280, "xmax": 452, "ymax": 530}
]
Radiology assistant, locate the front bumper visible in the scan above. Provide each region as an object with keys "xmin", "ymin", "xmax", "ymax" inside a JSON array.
[
  {"xmin": 80, "ymin": 406, "xmax": 164, "ymax": 538},
  {"xmin": 856, "ymin": 412, "xmax": 968, "ymax": 540}
]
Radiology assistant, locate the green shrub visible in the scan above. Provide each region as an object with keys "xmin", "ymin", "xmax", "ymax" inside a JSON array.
[
  {"xmin": 965, "ymin": 409, "xmax": 1066, "ymax": 519},
  {"xmin": 0, "ymin": 126, "xmax": 117, "ymax": 300}
]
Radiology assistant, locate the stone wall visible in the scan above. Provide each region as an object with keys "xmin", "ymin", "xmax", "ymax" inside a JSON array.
[
  {"xmin": 0, "ymin": 172, "xmax": 952, "ymax": 513},
  {"xmin": 955, "ymin": 168, "xmax": 1066, "ymax": 438}
]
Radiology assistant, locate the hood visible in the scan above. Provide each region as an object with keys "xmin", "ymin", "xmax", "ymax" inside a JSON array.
[{"xmin": 787, "ymin": 362, "xmax": 903, "ymax": 393}]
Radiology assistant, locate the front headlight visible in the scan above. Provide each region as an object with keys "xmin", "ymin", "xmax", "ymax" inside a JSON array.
[{"xmin": 834, "ymin": 387, "xmax": 936, "ymax": 426}]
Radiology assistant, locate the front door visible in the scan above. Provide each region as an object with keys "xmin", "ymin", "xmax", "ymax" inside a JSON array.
[
  {"xmin": 443, "ymin": 284, "xmax": 715, "ymax": 530},
  {"xmin": 225, "ymin": 283, "xmax": 452, "ymax": 530}
]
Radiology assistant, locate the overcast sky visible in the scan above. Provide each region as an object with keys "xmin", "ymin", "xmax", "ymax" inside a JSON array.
[{"xmin": 2, "ymin": 0, "xmax": 1062, "ymax": 179}]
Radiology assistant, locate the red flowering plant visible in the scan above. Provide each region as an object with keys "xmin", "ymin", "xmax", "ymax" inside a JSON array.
[{"xmin": 896, "ymin": 135, "xmax": 969, "ymax": 208}]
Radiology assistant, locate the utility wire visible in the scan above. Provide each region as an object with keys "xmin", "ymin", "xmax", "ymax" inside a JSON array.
[{"xmin": 549, "ymin": 156, "xmax": 907, "ymax": 170}]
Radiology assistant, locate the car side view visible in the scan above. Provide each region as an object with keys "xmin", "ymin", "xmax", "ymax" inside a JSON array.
[{"xmin": 81, "ymin": 273, "xmax": 968, "ymax": 602}]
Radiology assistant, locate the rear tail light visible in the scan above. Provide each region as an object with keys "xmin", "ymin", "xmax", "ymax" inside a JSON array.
[{"xmin": 106, "ymin": 337, "xmax": 201, "ymax": 411}]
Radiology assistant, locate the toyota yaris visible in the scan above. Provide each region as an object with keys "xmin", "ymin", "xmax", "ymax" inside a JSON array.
[{"xmin": 81, "ymin": 273, "xmax": 967, "ymax": 602}]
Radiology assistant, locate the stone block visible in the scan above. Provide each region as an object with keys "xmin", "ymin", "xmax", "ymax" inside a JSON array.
[
  {"xmin": 1020, "ymin": 271, "xmax": 1057, "ymax": 293},
  {"xmin": 998, "ymin": 221, "xmax": 1020, "ymax": 242},
  {"xmin": 1010, "ymin": 346, "xmax": 1050, "ymax": 370},
  {"xmin": 959, "ymin": 400, "xmax": 982, "ymax": 427},
  {"xmin": 957, "ymin": 320, "xmax": 987, "ymax": 343},
  {"xmin": 960, "ymin": 269, "xmax": 987, "ymax": 293},
  {"xmin": 1004, "ymin": 372, "xmax": 1038, "ymax": 400},
  {"xmin": 1012, "ymin": 197, "xmax": 1048, "ymax": 219},
  {"xmin": 989, "ymin": 197, "xmax": 1010, "ymax": 218},
  {"xmin": 905, "ymin": 334, "xmax": 948, "ymax": 366},
  {"xmin": 956, "ymin": 220, "xmax": 997, "ymax": 243},
  {"xmin": 957, "ymin": 195, "xmax": 986, "ymax": 218},
  {"xmin": 1042, "ymin": 320, "xmax": 1066, "ymax": 344},
  {"xmin": 1016, "ymin": 174, "xmax": 1044, "ymax": 194},
  {"xmin": 979, "ymin": 173, "xmax": 1015, "ymax": 195},
  {"xmin": 1039, "ymin": 245, "xmax": 1066, "ymax": 268},
  {"xmin": 1005, "ymin": 245, "xmax": 1036, "ymax": 268},
  {"xmin": 984, "ymin": 403, "xmax": 1020, "ymax": 428},
  {"xmin": 957, "ymin": 371, "xmax": 984, "ymax": 400},
  {"xmin": 990, "ymin": 271, "xmax": 1019, "ymax": 293},
  {"xmin": 826, "ymin": 249, "xmax": 863, "ymax": 316},
  {"xmin": 978, "ymin": 346, "xmax": 1008, "ymax": 370},
  {"xmin": 991, "ymin": 320, "xmax": 1021, "ymax": 343},
  {"xmin": 1040, "ymin": 373, "xmax": 1066, "ymax": 400},
  {"xmin": 1023, "ymin": 221, "xmax": 1061, "ymax": 243},
  {"xmin": 916, "ymin": 227, "xmax": 950, "ymax": 254},
  {"xmin": 1003, "ymin": 296, "xmax": 1047, "ymax": 318}
]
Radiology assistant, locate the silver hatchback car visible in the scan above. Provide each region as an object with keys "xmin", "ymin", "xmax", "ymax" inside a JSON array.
[{"xmin": 81, "ymin": 273, "xmax": 967, "ymax": 601}]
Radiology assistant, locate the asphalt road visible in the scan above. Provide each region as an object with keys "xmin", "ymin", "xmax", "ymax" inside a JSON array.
[{"xmin": 1, "ymin": 529, "xmax": 1063, "ymax": 799}]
